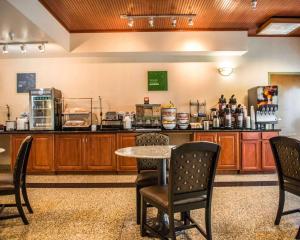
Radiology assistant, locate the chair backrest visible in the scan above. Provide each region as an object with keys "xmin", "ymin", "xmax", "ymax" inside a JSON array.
[
  {"xmin": 13, "ymin": 136, "xmax": 33, "ymax": 186},
  {"xmin": 168, "ymin": 141, "xmax": 221, "ymax": 205},
  {"xmin": 270, "ymin": 136, "xmax": 300, "ymax": 183},
  {"xmin": 135, "ymin": 133, "xmax": 169, "ymax": 172}
]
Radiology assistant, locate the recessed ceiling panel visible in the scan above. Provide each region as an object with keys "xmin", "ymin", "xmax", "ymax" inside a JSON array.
[{"xmin": 38, "ymin": 0, "xmax": 300, "ymax": 36}]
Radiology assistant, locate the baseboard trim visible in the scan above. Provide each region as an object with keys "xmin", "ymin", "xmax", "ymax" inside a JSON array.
[{"xmin": 26, "ymin": 181, "xmax": 278, "ymax": 188}]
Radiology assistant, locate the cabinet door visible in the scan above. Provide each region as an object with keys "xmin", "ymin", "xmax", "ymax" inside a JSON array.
[
  {"xmin": 11, "ymin": 134, "xmax": 54, "ymax": 173},
  {"xmin": 116, "ymin": 133, "xmax": 137, "ymax": 171},
  {"xmin": 31, "ymin": 135, "xmax": 54, "ymax": 172},
  {"xmin": 241, "ymin": 140, "xmax": 261, "ymax": 171},
  {"xmin": 261, "ymin": 132, "xmax": 278, "ymax": 171},
  {"xmin": 193, "ymin": 133, "xmax": 217, "ymax": 143},
  {"xmin": 217, "ymin": 132, "xmax": 240, "ymax": 170},
  {"xmin": 11, "ymin": 135, "xmax": 33, "ymax": 172},
  {"xmin": 85, "ymin": 134, "xmax": 116, "ymax": 171},
  {"xmin": 262, "ymin": 140, "xmax": 276, "ymax": 171},
  {"xmin": 55, "ymin": 134, "xmax": 83, "ymax": 170}
]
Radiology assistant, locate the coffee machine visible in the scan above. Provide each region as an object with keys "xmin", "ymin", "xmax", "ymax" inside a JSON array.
[{"xmin": 248, "ymin": 86, "xmax": 278, "ymax": 130}]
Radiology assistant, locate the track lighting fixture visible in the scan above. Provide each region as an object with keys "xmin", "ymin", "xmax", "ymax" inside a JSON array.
[
  {"xmin": 2, "ymin": 45, "xmax": 8, "ymax": 54},
  {"xmin": 251, "ymin": 0, "xmax": 258, "ymax": 10},
  {"xmin": 38, "ymin": 43, "xmax": 45, "ymax": 53},
  {"xmin": 0, "ymin": 41, "xmax": 48, "ymax": 54},
  {"xmin": 20, "ymin": 44, "xmax": 26, "ymax": 54},
  {"xmin": 128, "ymin": 17, "xmax": 134, "ymax": 27},
  {"xmin": 121, "ymin": 14, "xmax": 196, "ymax": 28},
  {"xmin": 171, "ymin": 18, "xmax": 177, "ymax": 28},
  {"xmin": 149, "ymin": 17, "xmax": 154, "ymax": 28},
  {"xmin": 188, "ymin": 17, "xmax": 194, "ymax": 26}
]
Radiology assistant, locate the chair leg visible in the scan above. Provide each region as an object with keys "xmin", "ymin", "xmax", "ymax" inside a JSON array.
[
  {"xmin": 140, "ymin": 196, "xmax": 147, "ymax": 237},
  {"xmin": 22, "ymin": 184, "xmax": 33, "ymax": 214},
  {"xmin": 184, "ymin": 211, "xmax": 190, "ymax": 225},
  {"xmin": 136, "ymin": 186, "xmax": 141, "ymax": 225},
  {"xmin": 169, "ymin": 213, "xmax": 176, "ymax": 240},
  {"xmin": 205, "ymin": 204, "xmax": 212, "ymax": 240},
  {"xmin": 275, "ymin": 188, "xmax": 285, "ymax": 225},
  {"xmin": 296, "ymin": 226, "xmax": 300, "ymax": 240},
  {"xmin": 15, "ymin": 189, "xmax": 29, "ymax": 225}
]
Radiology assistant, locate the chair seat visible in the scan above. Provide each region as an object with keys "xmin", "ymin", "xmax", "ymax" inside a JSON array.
[
  {"xmin": 140, "ymin": 185, "xmax": 206, "ymax": 209},
  {"xmin": 0, "ymin": 182, "xmax": 14, "ymax": 193},
  {"xmin": 0, "ymin": 173, "xmax": 13, "ymax": 184},
  {"xmin": 135, "ymin": 170, "xmax": 158, "ymax": 187}
]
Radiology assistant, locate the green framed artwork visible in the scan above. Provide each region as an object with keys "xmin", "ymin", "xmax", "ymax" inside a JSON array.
[{"xmin": 148, "ymin": 71, "xmax": 168, "ymax": 91}]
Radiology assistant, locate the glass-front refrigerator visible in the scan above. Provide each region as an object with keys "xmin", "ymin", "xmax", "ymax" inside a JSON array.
[{"xmin": 29, "ymin": 88, "xmax": 62, "ymax": 130}]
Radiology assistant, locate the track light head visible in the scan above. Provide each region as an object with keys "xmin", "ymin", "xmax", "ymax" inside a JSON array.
[
  {"xmin": 128, "ymin": 17, "xmax": 134, "ymax": 27},
  {"xmin": 188, "ymin": 18, "xmax": 194, "ymax": 26},
  {"xmin": 148, "ymin": 17, "xmax": 154, "ymax": 27},
  {"xmin": 171, "ymin": 18, "xmax": 177, "ymax": 28},
  {"xmin": 2, "ymin": 45, "xmax": 8, "ymax": 54},
  {"xmin": 251, "ymin": 0, "xmax": 257, "ymax": 10},
  {"xmin": 38, "ymin": 44, "xmax": 45, "ymax": 53},
  {"xmin": 20, "ymin": 44, "xmax": 26, "ymax": 54}
]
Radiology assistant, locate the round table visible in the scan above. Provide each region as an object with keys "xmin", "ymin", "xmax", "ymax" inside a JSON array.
[
  {"xmin": 115, "ymin": 145, "xmax": 175, "ymax": 185},
  {"xmin": 0, "ymin": 148, "xmax": 5, "ymax": 153},
  {"xmin": 115, "ymin": 145, "xmax": 176, "ymax": 235}
]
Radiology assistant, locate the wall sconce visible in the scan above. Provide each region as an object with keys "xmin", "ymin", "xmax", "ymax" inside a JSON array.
[{"xmin": 218, "ymin": 67, "xmax": 234, "ymax": 76}]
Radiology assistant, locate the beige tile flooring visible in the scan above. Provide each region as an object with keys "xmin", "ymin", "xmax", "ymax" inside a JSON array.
[
  {"xmin": 0, "ymin": 185, "xmax": 299, "ymax": 239},
  {"xmin": 26, "ymin": 173, "xmax": 278, "ymax": 184}
]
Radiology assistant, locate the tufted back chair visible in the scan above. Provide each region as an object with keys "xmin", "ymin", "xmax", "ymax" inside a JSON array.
[
  {"xmin": 135, "ymin": 133, "xmax": 169, "ymax": 172},
  {"xmin": 169, "ymin": 141, "xmax": 220, "ymax": 207},
  {"xmin": 270, "ymin": 136, "xmax": 300, "ymax": 195}
]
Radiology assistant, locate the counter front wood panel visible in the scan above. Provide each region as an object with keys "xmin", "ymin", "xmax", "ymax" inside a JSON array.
[
  {"xmin": 217, "ymin": 132, "xmax": 240, "ymax": 170},
  {"xmin": 193, "ymin": 132, "xmax": 240, "ymax": 171},
  {"xmin": 117, "ymin": 133, "xmax": 137, "ymax": 171},
  {"xmin": 31, "ymin": 135, "xmax": 54, "ymax": 172},
  {"xmin": 85, "ymin": 134, "xmax": 116, "ymax": 171},
  {"xmin": 55, "ymin": 134, "xmax": 83, "ymax": 170},
  {"xmin": 193, "ymin": 132, "xmax": 217, "ymax": 143},
  {"xmin": 261, "ymin": 130, "xmax": 278, "ymax": 171},
  {"xmin": 241, "ymin": 140, "xmax": 261, "ymax": 171},
  {"xmin": 9, "ymin": 130, "xmax": 279, "ymax": 174},
  {"xmin": 11, "ymin": 134, "xmax": 54, "ymax": 173}
]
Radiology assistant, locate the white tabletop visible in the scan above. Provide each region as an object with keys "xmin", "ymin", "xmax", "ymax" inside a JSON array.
[
  {"xmin": 0, "ymin": 148, "xmax": 5, "ymax": 153},
  {"xmin": 115, "ymin": 145, "xmax": 175, "ymax": 159}
]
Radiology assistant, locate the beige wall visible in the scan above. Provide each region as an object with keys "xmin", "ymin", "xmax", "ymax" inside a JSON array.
[{"xmin": 0, "ymin": 37, "xmax": 300, "ymax": 123}]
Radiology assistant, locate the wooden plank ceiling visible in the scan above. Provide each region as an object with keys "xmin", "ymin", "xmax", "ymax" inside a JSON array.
[{"xmin": 39, "ymin": 0, "xmax": 300, "ymax": 36}]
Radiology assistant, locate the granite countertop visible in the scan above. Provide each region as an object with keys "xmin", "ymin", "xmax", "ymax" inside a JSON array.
[
  {"xmin": 115, "ymin": 145, "xmax": 175, "ymax": 159},
  {"xmin": 0, "ymin": 128, "xmax": 281, "ymax": 134}
]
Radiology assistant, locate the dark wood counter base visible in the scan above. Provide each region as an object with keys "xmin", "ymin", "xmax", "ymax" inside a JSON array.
[{"xmin": 4, "ymin": 129, "xmax": 279, "ymax": 174}]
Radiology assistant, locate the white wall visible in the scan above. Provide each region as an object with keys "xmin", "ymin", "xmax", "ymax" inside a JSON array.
[{"xmin": 0, "ymin": 37, "xmax": 300, "ymax": 123}]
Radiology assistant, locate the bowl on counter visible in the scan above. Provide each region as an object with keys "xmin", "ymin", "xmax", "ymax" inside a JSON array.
[
  {"xmin": 162, "ymin": 122, "xmax": 176, "ymax": 130},
  {"xmin": 177, "ymin": 113, "xmax": 189, "ymax": 119},
  {"xmin": 178, "ymin": 119, "xmax": 189, "ymax": 124},
  {"xmin": 178, "ymin": 123, "xmax": 189, "ymax": 130},
  {"xmin": 162, "ymin": 116, "xmax": 176, "ymax": 122}
]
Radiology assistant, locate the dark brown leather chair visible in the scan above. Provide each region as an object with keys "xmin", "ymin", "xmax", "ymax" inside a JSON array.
[
  {"xmin": 0, "ymin": 136, "xmax": 33, "ymax": 225},
  {"xmin": 270, "ymin": 136, "xmax": 300, "ymax": 240},
  {"xmin": 140, "ymin": 141, "xmax": 221, "ymax": 240},
  {"xmin": 135, "ymin": 133, "xmax": 169, "ymax": 224}
]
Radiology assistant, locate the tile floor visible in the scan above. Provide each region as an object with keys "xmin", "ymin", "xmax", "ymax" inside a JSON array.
[{"xmin": 0, "ymin": 178, "xmax": 299, "ymax": 240}]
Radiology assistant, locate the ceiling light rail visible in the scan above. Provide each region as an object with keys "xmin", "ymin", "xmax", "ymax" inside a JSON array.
[
  {"xmin": 120, "ymin": 14, "xmax": 196, "ymax": 28},
  {"xmin": 0, "ymin": 41, "xmax": 48, "ymax": 54}
]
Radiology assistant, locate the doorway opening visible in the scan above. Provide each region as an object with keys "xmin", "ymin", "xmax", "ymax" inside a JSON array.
[{"xmin": 269, "ymin": 72, "xmax": 300, "ymax": 138}]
